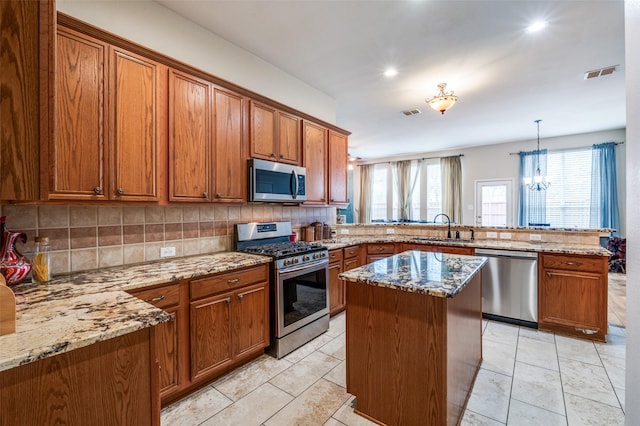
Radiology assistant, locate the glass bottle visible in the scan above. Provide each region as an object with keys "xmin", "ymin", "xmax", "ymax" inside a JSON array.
[{"xmin": 32, "ymin": 236, "xmax": 51, "ymax": 283}]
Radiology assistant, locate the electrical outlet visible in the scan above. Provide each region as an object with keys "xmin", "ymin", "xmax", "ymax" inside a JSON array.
[
  {"xmin": 486, "ymin": 231, "xmax": 498, "ymax": 238},
  {"xmin": 160, "ymin": 246, "xmax": 176, "ymax": 257},
  {"xmin": 529, "ymin": 234, "xmax": 542, "ymax": 241},
  {"xmin": 499, "ymin": 232, "xmax": 512, "ymax": 239},
  {"xmin": 340, "ymin": 229, "xmax": 349, "ymax": 235},
  {"xmin": 386, "ymin": 228, "xmax": 395, "ymax": 234}
]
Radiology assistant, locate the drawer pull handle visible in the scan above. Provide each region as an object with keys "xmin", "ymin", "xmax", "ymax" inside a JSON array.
[
  {"xmin": 577, "ymin": 328, "xmax": 598, "ymax": 335},
  {"xmin": 227, "ymin": 278, "xmax": 240, "ymax": 284},
  {"xmin": 378, "ymin": 247, "xmax": 385, "ymax": 251},
  {"xmin": 226, "ymin": 297, "xmax": 231, "ymax": 304},
  {"xmin": 238, "ymin": 294, "xmax": 244, "ymax": 299},
  {"xmin": 144, "ymin": 295, "xmax": 165, "ymax": 303},
  {"xmin": 565, "ymin": 262, "xmax": 576, "ymax": 265},
  {"xmin": 546, "ymin": 272, "xmax": 553, "ymax": 278}
]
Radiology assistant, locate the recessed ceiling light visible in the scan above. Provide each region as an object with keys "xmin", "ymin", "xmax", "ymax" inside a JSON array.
[
  {"xmin": 383, "ymin": 68, "xmax": 398, "ymax": 78},
  {"xmin": 526, "ymin": 20, "xmax": 547, "ymax": 33}
]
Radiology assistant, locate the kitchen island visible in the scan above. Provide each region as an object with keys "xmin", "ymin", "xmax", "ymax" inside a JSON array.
[{"xmin": 339, "ymin": 250, "xmax": 487, "ymax": 426}]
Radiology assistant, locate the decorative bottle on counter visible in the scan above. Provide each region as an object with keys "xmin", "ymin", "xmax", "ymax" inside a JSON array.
[
  {"xmin": 32, "ymin": 236, "xmax": 51, "ymax": 283},
  {"xmin": 0, "ymin": 228, "xmax": 31, "ymax": 286}
]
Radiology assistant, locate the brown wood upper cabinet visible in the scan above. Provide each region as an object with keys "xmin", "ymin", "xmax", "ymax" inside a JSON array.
[
  {"xmin": 51, "ymin": 27, "xmax": 161, "ymax": 201},
  {"xmin": 249, "ymin": 100, "xmax": 301, "ymax": 165},
  {"xmin": 302, "ymin": 120, "xmax": 328, "ymax": 204},
  {"xmin": 328, "ymin": 130, "xmax": 348, "ymax": 204}
]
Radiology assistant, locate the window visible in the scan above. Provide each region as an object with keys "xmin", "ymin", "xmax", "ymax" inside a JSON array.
[
  {"xmin": 371, "ymin": 160, "xmax": 441, "ymax": 221},
  {"xmin": 520, "ymin": 147, "xmax": 594, "ymax": 228}
]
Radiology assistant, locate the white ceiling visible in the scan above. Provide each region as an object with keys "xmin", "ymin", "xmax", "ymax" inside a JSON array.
[{"xmin": 154, "ymin": 0, "xmax": 625, "ymax": 160}]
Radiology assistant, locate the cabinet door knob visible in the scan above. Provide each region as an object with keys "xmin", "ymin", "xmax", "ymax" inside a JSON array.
[
  {"xmin": 225, "ymin": 297, "xmax": 231, "ymax": 304},
  {"xmin": 202, "ymin": 192, "xmax": 208, "ymax": 198},
  {"xmin": 321, "ymin": 198, "xmax": 326, "ymax": 202},
  {"xmin": 546, "ymin": 271, "xmax": 552, "ymax": 278},
  {"xmin": 117, "ymin": 188, "xmax": 125, "ymax": 195},
  {"xmin": 94, "ymin": 186, "xmax": 103, "ymax": 195},
  {"xmin": 330, "ymin": 198, "xmax": 335, "ymax": 202},
  {"xmin": 280, "ymin": 154, "xmax": 285, "ymax": 158},
  {"xmin": 271, "ymin": 153, "xmax": 276, "ymax": 157},
  {"xmin": 238, "ymin": 294, "xmax": 244, "ymax": 299},
  {"xmin": 216, "ymin": 193, "xmax": 222, "ymax": 198}
]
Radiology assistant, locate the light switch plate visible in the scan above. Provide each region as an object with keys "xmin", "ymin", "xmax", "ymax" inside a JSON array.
[
  {"xmin": 340, "ymin": 229, "xmax": 349, "ymax": 235},
  {"xmin": 499, "ymin": 232, "xmax": 512, "ymax": 239},
  {"xmin": 386, "ymin": 228, "xmax": 395, "ymax": 234},
  {"xmin": 486, "ymin": 231, "xmax": 498, "ymax": 238},
  {"xmin": 160, "ymin": 246, "xmax": 176, "ymax": 257},
  {"xmin": 529, "ymin": 234, "xmax": 542, "ymax": 241}
]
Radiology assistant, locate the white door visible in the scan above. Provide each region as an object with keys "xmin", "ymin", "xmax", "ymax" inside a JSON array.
[{"xmin": 475, "ymin": 180, "xmax": 513, "ymax": 226}]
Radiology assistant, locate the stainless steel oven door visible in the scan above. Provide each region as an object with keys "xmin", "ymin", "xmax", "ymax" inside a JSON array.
[{"xmin": 276, "ymin": 260, "xmax": 329, "ymax": 337}]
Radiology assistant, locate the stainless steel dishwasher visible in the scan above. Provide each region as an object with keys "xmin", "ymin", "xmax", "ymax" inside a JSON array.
[{"xmin": 475, "ymin": 248, "xmax": 538, "ymax": 328}]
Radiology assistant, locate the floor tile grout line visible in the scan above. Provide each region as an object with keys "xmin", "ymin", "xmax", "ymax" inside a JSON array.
[
  {"xmin": 503, "ymin": 325, "xmax": 521, "ymax": 425},
  {"xmin": 509, "ymin": 395, "xmax": 568, "ymax": 419},
  {"xmin": 554, "ymin": 330, "xmax": 571, "ymax": 423}
]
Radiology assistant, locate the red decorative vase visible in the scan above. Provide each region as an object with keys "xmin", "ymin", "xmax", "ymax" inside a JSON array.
[{"xmin": 0, "ymin": 230, "xmax": 32, "ymax": 286}]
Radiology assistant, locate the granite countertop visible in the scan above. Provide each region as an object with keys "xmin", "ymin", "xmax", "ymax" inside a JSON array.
[
  {"xmin": 0, "ymin": 252, "xmax": 271, "ymax": 373},
  {"xmin": 339, "ymin": 250, "xmax": 488, "ymax": 298},
  {"xmin": 320, "ymin": 236, "xmax": 610, "ymax": 256}
]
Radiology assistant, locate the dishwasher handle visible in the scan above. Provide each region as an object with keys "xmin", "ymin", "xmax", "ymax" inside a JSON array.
[{"xmin": 475, "ymin": 248, "xmax": 538, "ymax": 259}]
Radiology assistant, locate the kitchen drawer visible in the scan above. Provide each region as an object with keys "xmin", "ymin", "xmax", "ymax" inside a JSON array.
[
  {"xmin": 190, "ymin": 264, "xmax": 269, "ymax": 300},
  {"xmin": 328, "ymin": 249, "xmax": 343, "ymax": 264},
  {"xmin": 367, "ymin": 243, "xmax": 395, "ymax": 255},
  {"xmin": 343, "ymin": 245, "xmax": 360, "ymax": 259},
  {"xmin": 130, "ymin": 282, "xmax": 180, "ymax": 309},
  {"xmin": 541, "ymin": 254, "xmax": 603, "ymax": 273}
]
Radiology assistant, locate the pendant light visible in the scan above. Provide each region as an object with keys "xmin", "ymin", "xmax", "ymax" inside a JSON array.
[{"xmin": 523, "ymin": 119, "xmax": 551, "ymax": 191}]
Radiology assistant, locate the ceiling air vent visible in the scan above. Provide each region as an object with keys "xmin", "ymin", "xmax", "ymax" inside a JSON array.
[
  {"xmin": 402, "ymin": 109, "xmax": 422, "ymax": 116},
  {"xmin": 584, "ymin": 65, "xmax": 618, "ymax": 80}
]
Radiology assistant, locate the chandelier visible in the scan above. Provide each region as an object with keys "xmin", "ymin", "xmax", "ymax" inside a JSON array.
[
  {"xmin": 426, "ymin": 83, "xmax": 458, "ymax": 114},
  {"xmin": 523, "ymin": 119, "xmax": 551, "ymax": 191}
]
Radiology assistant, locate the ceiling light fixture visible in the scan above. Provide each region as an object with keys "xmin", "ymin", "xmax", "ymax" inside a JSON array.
[
  {"xmin": 383, "ymin": 68, "xmax": 398, "ymax": 78},
  {"xmin": 426, "ymin": 83, "xmax": 458, "ymax": 115},
  {"xmin": 526, "ymin": 20, "xmax": 547, "ymax": 33},
  {"xmin": 523, "ymin": 119, "xmax": 551, "ymax": 191}
]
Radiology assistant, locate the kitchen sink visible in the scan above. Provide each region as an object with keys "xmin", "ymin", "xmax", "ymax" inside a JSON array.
[{"xmin": 412, "ymin": 237, "xmax": 472, "ymax": 243}]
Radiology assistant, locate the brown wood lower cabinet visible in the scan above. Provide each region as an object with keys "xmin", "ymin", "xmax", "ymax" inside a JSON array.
[
  {"xmin": 189, "ymin": 265, "xmax": 269, "ymax": 384},
  {"xmin": 402, "ymin": 243, "xmax": 475, "ymax": 256},
  {"xmin": 538, "ymin": 253, "xmax": 608, "ymax": 341},
  {"xmin": 0, "ymin": 328, "xmax": 159, "ymax": 426},
  {"xmin": 328, "ymin": 249, "xmax": 345, "ymax": 316},
  {"xmin": 347, "ymin": 271, "xmax": 482, "ymax": 425}
]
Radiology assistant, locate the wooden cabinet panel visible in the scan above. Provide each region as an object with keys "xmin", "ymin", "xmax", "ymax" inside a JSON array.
[
  {"xmin": 190, "ymin": 264, "xmax": 268, "ymax": 300},
  {"xmin": 213, "ymin": 87, "xmax": 245, "ymax": 202},
  {"xmin": 367, "ymin": 243, "xmax": 395, "ymax": 255},
  {"xmin": 168, "ymin": 69, "xmax": 211, "ymax": 202},
  {"xmin": 0, "ymin": 0, "xmax": 52, "ymax": 201},
  {"xmin": 328, "ymin": 130, "xmax": 348, "ymax": 204},
  {"xmin": 303, "ymin": 120, "xmax": 328, "ymax": 204},
  {"xmin": 109, "ymin": 47, "xmax": 159, "ymax": 201},
  {"xmin": 538, "ymin": 253, "xmax": 608, "ymax": 341},
  {"xmin": 343, "ymin": 245, "xmax": 360, "ymax": 260},
  {"xmin": 131, "ymin": 282, "xmax": 181, "ymax": 309},
  {"xmin": 234, "ymin": 283, "xmax": 269, "ymax": 358},
  {"xmin": 249, "ymin": 101, "xmax": 277, "ymax": 160},
  {"xmin": 52, "ymin": 27, "xmax": 108, "ymax": 200},
  {"xmin": 402, "ymin": 243, "xmax": 474, "ymax": 256},
  {"xmin": 190, "ymin": 294, "xmax": 233, "ymax": 380},
  {"xmin": 154, "ymin": 305, "xmax": 180, "ymax": 396},
  {"xmin": 329, "ymin": 258, "xmax": 345, "ymax": 316},
  {"xmin": 328, "ymin": 249, "xmax": 343, "ymax": 264},
  {"xmin": 366, "ymin": 254, "xmax": 389, "ymax": 264},
  {"xmin": 278, "ymin": 111, "xmax": 301, "ymax": 164},
  {"xmin": 344, "ymin": 257, "xmax": 360, "ymax": 271}
]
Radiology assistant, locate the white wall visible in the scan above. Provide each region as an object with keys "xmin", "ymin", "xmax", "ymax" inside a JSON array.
[
  {"xmin": 354, "ymin": 128, "xmax": 626, "ymax": 235},
  {"xmin": 625, "ymin": 1, "xmax": 639, "ymax": 424},
  {"xmin": 56, "ymin": 0, "xmax": 336, "ymax": 124}
]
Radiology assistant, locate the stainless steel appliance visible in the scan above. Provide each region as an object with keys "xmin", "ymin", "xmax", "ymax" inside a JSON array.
[
  {"xmin": 248, "ymin": 159, "xmax": 307, "ymax": 203},
  {"xmin": 475, "ymin": 248, "xmax": 538, "ymax": 328},
  {"xmin": 235, "ymin": 221, "xmax": 329, "ymax": 358}
]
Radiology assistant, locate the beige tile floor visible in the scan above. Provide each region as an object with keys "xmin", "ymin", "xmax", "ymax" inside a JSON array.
[{"xmin": 161, "ymin": 312, "xmax": 626, "ymax": 425}]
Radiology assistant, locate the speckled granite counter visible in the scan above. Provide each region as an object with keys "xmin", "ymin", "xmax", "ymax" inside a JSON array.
[
  {"xmin": 321, "ymin": 236, "xmax": 610, "ymax": 256},
  {"xmin": 0, "ymin": 252, "xmax": 271, "ymax": 372},
  {"xmin": 340, "ymin": 250, "xmax": 487, "ymax": 297}
]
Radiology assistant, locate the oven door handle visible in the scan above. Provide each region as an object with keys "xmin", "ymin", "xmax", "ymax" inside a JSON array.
[{"xmin": 278, "ymin": 261, "xmax": 328, "ymax": 278}]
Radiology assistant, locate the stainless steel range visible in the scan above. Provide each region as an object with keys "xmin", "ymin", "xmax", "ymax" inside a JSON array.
[{"xmin": 235, "ymin": 221, "xmax": 329, "ymax": 358}]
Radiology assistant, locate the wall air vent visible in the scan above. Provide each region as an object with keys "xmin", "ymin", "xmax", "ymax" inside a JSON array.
[
  {"xmin": 584, "ymin": 65, "xmax": 618, "ymax": 80},
  {"xmin": 401, "ymin": 109, "xmax": 422, "ymax": 116}
]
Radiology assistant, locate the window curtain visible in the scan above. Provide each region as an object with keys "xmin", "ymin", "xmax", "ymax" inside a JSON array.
[
  {"xmin": 394, "ymin": 160, "xmax": 420, "ymax": 220},
  {"xmin": 358, "ymin": 164, "xmax": 374, "ymax": 223},
  {"xmin": 590, "ymin": 142, "xmax": 620, "ymax": 234},
  {"xmin": 440, "ymin": 156, "xmax": 462, "ymax": 223},
  {"xmin": 517, "ymin": 149, "xmax": 547, "ymax": 226}
]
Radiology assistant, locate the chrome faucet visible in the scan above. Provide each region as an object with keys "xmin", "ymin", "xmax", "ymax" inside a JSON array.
[{"xmin": 432, "ymin": 213, "xmax": 452, "ymax": 239}]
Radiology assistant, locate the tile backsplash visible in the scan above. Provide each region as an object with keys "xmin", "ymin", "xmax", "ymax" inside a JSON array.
[{"xmin": 1, "ymin": 204, "xmax": 336, "ymax": 275}]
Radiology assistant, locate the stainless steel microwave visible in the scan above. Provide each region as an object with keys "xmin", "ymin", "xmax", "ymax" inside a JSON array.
[{"xmin": 248, "ymin": 159, "xmax": 307, "ymax": 203}]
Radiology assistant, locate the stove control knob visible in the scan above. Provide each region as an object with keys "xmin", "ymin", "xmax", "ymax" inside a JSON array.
[
  {"xmin": 313, "ymin": 253, "xmax": 319, "ymax": 259},
  {"xmin": 293, "ymin": 257, "xmax": 299, "ymax": 264},
  {"xmin": 320, "ymin": 252, "xmax": 326, "ymax": 258},
  {"xmin": 284, "ymin": 259, "xmax": 291, "ymax": 266},
  {"xmin": 303, "ymin": 255, "xmax": 310, "ymax": 261}
]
